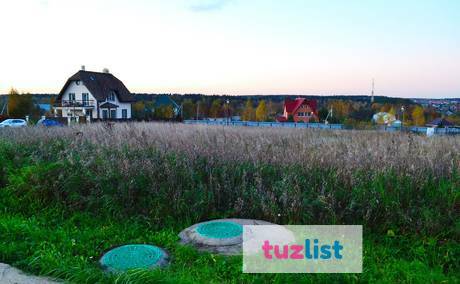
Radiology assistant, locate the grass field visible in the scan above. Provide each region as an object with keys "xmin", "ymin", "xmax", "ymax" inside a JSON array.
[{"xmin": 0, "ymin": 123, "xmax": 458, "ymax": 283}]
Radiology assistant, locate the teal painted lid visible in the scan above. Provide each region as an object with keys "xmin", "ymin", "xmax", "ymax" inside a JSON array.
[
  {"xmin": 196, "ymin": 221, "xmax": 243, "ymax": 239},
  {"xmin": 100, "ymin": 244, "xmax": 166, "ymax": 272}
]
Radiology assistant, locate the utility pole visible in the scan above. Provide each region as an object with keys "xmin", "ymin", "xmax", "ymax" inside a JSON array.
[
  {"xmin": 0, "ymin": 100, "xmax": 6, "ymax": 115},
  {"xmin": 371, "ymin": 78, "xmax": 375, "ymax": 104},
  {"xmin": 226, "ymin": 99, "xmax": 230, "ymax": 125}
]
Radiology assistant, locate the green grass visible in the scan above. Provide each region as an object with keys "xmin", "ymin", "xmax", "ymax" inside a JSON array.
[
  {"xmin": 0, "ymin": 128, "xmax": 459, "ymax": 283},
  {"xmin": 0, "ymin": 210, "xmax": 457, "ymax": 283}
]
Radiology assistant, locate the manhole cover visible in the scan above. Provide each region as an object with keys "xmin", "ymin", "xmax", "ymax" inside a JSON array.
[
  {"xmin": 99, "ymin": 244, "xmax": 168, "ymax": 272},
  {"xmin": 196, "ymin": 221, "xmax": 243, "ymax": 239}
]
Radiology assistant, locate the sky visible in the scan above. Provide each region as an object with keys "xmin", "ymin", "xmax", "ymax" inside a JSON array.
[{"xmin": 0, "ymin": 0, "xmax": 459, "ymax": 98}]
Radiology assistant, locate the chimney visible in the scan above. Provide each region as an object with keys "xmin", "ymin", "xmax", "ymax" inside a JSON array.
[
  {"xmin": 81, "ymin": 65, "xmax": 86, "ymax": 71},
  {"xmin": 102, "ymin": 68, "xmax": 110, "ymax": 73}
]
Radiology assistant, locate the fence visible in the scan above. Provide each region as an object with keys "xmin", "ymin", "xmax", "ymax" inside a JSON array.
[
  {"xmin": 184, "ymin": 120, "xmax": 344, "ymax": 130},
  {"xmin": 383, "ymin": 126, "xmax": 460, "ymax": 135},
  {"xmin": 184, "ymin": 120, "xmax": 460, "ymax": 136}
]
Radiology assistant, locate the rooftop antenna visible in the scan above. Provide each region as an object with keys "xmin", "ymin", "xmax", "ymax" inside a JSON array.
[{"xmin": 371, "ymin": 78, "xmax": 375, "ymax": 104}]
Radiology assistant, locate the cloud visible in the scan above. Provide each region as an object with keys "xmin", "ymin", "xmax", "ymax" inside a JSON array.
[{"xmin": 189, "ymin": 0, "xmax": 232, "ymax": 12}]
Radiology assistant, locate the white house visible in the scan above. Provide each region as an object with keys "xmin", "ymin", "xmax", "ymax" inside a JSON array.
[{"xmin": 54, "ymin": 68, "xmax": 135, "ymax": 120}]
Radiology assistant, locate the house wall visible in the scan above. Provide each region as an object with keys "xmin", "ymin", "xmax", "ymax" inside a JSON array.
[
  {"xmin": 99, "ymin": 93, "xmax": 132, "ymax": 119},
  {"xmin": 61, "ymin": 81, "xmax": 97, "ymax": 118},
  {"xmin": 294, "ymin": 104, "xmax": 317, "ymax": 123},
  {"xmin": 61, "ymin": 81, "xmax": 132, "ymax": 119}
]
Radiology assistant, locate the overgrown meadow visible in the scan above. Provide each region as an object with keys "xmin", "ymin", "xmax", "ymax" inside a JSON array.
[{"xmin": 0, "ymin": 123, "xmax": 458, "ymax": 283}]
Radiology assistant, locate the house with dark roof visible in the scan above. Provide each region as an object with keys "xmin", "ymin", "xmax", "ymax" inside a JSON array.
[
  {"xmin": 276, "ymin": 98, "xmax": 318, "ymax": 123},
  {"xmin": 54, "ymin": 68, "xmax": 135, "ymax": 120},
  {"xmin": 154, "ymin": 95, "xmax": 181, "ymax": 116}
]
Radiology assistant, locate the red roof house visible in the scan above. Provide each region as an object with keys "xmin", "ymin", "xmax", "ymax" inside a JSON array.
[{"xmin": 276, "ymin": 98, "xmax": 318, "ymax": 123}]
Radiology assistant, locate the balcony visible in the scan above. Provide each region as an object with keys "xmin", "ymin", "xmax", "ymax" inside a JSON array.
[{"xmin": 55, "ymin": 100, "xmax": 95, "ymax": 108}]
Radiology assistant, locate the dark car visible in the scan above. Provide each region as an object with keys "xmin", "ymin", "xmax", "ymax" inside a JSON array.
[{"xmin": 36, "ymin": 118, "xmax": 64, "ymax": 127}]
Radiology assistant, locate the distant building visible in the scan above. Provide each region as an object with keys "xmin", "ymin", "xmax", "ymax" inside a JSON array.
[
  {"xmin": 426, "ymin": 118, "xmax": 454, "ymax": 128},
  {"xmin": 372, "ymin": 112, "xmax": 396, "ymax": 125},
  {"xmin": 276, "ymin": 98, "xmax": 318, "ymax": 123},
  {"xmin": 154, "ymin": 95, "xmax": 181, "ymax": 116},
  {"xmin": 54, "ymin": 68, "xmax": 135, "ymax": 120}
]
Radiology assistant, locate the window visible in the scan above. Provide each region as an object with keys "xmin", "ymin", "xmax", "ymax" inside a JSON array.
[
  {"xmin": 122, "ymin": 109, "xmax": 128, "ymax": 119},
  {"xmin": 110, "ymin": 109, "xmax": 117, "ymax": 119},
  {"xmin": 102, "ymin": 110, "xmax": 108, "ymax": 119},
  {"xmin": 82, "ymin": 93, "xmax": 89, "ymax": 106},
  {"xmin": 297, "ymin": 112, "xmax": 304, "ymax": 117},
  {"xmin": 68, "ymin": 93, "xmax": 76, "ymax": 101},
  {"xmin": 86, "ymin": 110, "xmax": 93, "ymax": 118},
  {"xmin": 108, "ymin": 91, "xmax": 116, "ymax": 101},
  {"xmin": 75, "ymin": 80, "xmax": 81, "ymax": 85}
]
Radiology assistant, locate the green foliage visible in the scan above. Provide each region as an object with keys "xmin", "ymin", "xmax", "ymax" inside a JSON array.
[
  {"xmin": 0, "ymin": 135, "xmax": 458, "ymax": 283},
  {"xmin": 132, "ymin": 101, "xmax": 146, "ymax": 120},
  {"xmin": 181, "ymin": 99, "xmax": 196, "ymax": 120},
  {"xmin": 242, "ymin": 100, "xmax": 255, "ymax": 121},
  {"xmin": 0, "ymin": 212, "xmax": 457, "ymax": 283},
  {"xmin": 255, "ymin": 100, "xmax": 268, "ymax": 122},
  {"xmin": 209, "ymin": 99, "xmax": 222, "ymax": 118},
  {"xmin": 0, "ymin": 141, "xmax": 457, "ymax": 236},
  {"xmin": 7, "ymin": 89, "xmax": 36, "ymax": 119},
  {"xmin": 154, "ymin": 105, "xmax": 175, "ymax": 120}
]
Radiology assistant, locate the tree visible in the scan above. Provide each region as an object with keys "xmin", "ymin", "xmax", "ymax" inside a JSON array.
[
  {"xmin": 209, "ymin": 99, "xmax": 222, "ymax": 118},
  {"xmin": 267, "ymin": 100, "xmax": 276, "ymax": 120},
  {"xmin": 163, "ymin": 105, "xmax": 175, "ymax": 120},
  {"xmin": 380, "ymin": 104, "xmax": 392, "ymax": 113},
  {"xmin": 255, "ymin": 100, "xmax": 268, "ymax": 122},
  {"xmin": 388, "ymin": 107, "xmax": 396, "ymax": 117},
  {"xmin": 182, "ymin": 99, "xmax": 195, "ymax": 120},
  {"xmin": 350, "ymin": 106, "xmax": 373, "ymax": 121},
  {"xmin": 328, "ymin": 100, "xmax": 350, "ymax": 123},
  {"xmin": 318, "ymin": 107, "xmax": 329, "ymax": 122},
  {"xmin": 411, "ymin": 106, "xmax": 426, "ymax": 126},
  {"xmin": 132, "ymin": 101, "xmax": 146, "ymax": 120},
  {"xmin": 242, "ymin": 99, "xmax": 255, "ymax": 121},
  {"xmin": 7, "ymin": 89, "xmax": 34, "ymax": 118},
  {"xmin": 154, "ymin": 105, "xmax": 175, "ymax": 120},
  {"xmin": 47, "ymin": 96, "xmax": 56, "ymax": 116}
]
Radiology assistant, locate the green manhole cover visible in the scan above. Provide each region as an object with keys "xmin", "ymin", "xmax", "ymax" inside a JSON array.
[
  {"xmin": 100, "ymin": 244, "xmax": 166, "ymax": 272},
  {"xmin": 196, "ymin": 221, "xmax": 243, "ymax": 239}
]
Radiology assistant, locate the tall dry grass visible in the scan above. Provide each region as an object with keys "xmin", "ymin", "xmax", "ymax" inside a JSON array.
[
  {"xmin": 0, "ymin": 122, "xmax": 458, "ymax": 235},
  {"xmin": 1, "ymin": 122, "xmax": 459, "ymax": 179}
]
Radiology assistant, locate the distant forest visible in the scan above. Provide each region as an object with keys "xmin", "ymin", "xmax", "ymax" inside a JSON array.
[{"xmin": 0, "ymin": 93, "xmax": 443, "ymax": 127}]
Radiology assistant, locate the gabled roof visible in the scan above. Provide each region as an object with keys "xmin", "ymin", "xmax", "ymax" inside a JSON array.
[
  {"xmin": 154, "ymin": 95, "xmax": 180, "ymax": 109},
  {"xmin": 100, "ymin": 102, "xmax": 119, "ymax": 109},
  {"xmin": 284, "ymin": 98, "xmax": 317, "ymax": 114},
  {"xmin": 58, "ymin": 70, "xmax": 135, "ymax": 103}
]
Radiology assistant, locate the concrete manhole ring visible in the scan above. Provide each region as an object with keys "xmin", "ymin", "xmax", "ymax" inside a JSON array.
[{"xmin": 179, "ymin": 218, "xmax": 275, "ymax": 255}]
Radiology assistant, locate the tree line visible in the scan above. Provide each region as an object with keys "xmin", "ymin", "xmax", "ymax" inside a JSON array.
[{"xmin": 2, "ymin": 89, "xmax": 458, "ymax": 127}]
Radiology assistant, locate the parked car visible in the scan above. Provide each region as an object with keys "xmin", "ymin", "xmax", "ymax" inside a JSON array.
[
  {"xmin": 36, "ymin": 118, "xmax": 64, "ymax": 127},
  {"xmin": 0, "ymin": 119, "xmax": 27, "ymax": 128}
]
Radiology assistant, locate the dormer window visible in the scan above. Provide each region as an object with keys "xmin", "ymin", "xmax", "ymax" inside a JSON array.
[
  {"xmin": 75, "ymin": 80, "xmax": 81, "ymax": 85},
  {"xmin": 108, "ymin": 91, "xmax": 116, "ymax": 101}
]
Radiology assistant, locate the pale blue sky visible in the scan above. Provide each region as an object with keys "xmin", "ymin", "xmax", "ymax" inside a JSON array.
[{"xmin": 0, "ymin": 0, "xmax": 459, "ymax": 97}]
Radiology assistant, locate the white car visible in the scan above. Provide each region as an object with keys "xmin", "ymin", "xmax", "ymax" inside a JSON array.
[{"xmin": 0, "ymin": 119, "xmax": 27, "ymax": 128}]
